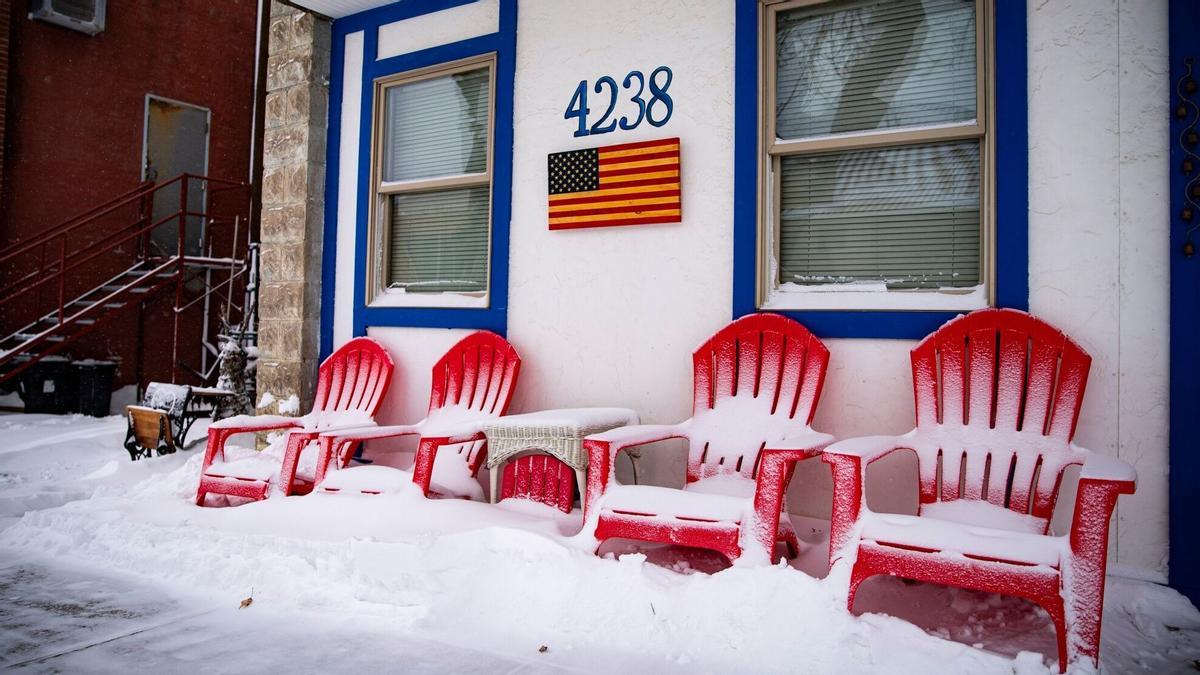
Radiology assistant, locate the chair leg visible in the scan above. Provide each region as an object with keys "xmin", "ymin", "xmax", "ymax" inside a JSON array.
[
  {"xmin": 847, "ymin": 562, "xmax": 870, "ymax": 613},
  {"xmin": 1064, "ymin": 581, "xmax": 1101, "ymax": 672},
  {"xmin": 775, "ymin": 514, "xmax": 801, "ymax": 559},
  {"xmin": 1035, "ymin": 593, "xmax": 1070, "ymax": 673},
  {"xmin": 278, "ymin": 433, "xmax": 311, "ymax": 497}
]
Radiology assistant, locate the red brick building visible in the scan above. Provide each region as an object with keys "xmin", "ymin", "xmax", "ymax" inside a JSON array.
[{"xmin": 0, "ymin": 0, "xmax": 262, "ymax": 390}]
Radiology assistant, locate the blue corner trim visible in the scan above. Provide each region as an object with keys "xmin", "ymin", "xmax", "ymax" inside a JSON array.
[
  {"xmin": 732, "ymin": 0, "xmax": 1028, "ymax": 339},
  {"xmin": 319, "ymin": 9, "xmax": 348, "ymax": 362},
  {"xmin": 319, "ymin": 0, "xmax": 515, "ymax": 355},
  {"xmin": 1168, "ymin": 0, "xmax": 1199, "ymax": 606}
]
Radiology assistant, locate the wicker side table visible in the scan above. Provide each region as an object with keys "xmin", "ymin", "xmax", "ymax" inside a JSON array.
[{"xmin": 484, "ymin": 407, "xmax": 639, "ymax": 509}]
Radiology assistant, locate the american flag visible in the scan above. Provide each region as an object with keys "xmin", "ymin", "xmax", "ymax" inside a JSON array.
[{"xmin": 547, "ymin": 137, "xmax": 681, "ymax": 230}]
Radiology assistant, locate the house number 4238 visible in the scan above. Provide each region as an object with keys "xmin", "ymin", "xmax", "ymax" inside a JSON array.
[{"xmin": 564, "ymin": 66, "xmax": 674, "ymax": 138}]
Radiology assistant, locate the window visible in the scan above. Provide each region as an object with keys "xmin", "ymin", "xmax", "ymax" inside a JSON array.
[
  {"xmin": 760, "ymin": 0, "xmax": 991, "ymax": 311},
  {"xmin": 367, "ymin": 55, "xmax": 495, "ymax": 308},
  {"xmin": 31, "ymin": 0, "xmax": 105, "ymax": 35}
]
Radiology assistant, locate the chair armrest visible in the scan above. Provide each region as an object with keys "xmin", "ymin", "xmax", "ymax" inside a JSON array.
[
  {"xmin": 1069, "ymin": 450, "xmax": 1136, "ymax": 556},
  {"xmin": 201, "ymin": 415, "xmax": 304, "ymax": 469},
  {"xmin": 582, "ymin": 423, "xmax": 688, "ymax": 517},
  {"xmin": 318, "ymin": 423, "xmax": 423, "ymax": 443},
  {"xmin": 762, "ymin": 430, "xmax": 836, "ymax": 462},
  {"xmin": 585, "ymin": 423, "xmax": 688, "ymax": 449},
  {"xmin": 1068, "ymin": 458, "xmax": 1136, "ymax": 596},
  {"xmin": 820, "ymin": 434, "xmax": 916, "ymax": 567},
  {"xmin": 747, "ymin": 431, "xmax": 834, "ymax": 561},
  {"xmin": 1079, "ymin": 451, "xmax": 1137, "ymax": 485},
  {"xmin": 208, "ymin": 414, "xmax": 303, "ymax": 433},
  {"xmin": 822, "ymin": 434, "xmax": 915, "ymax": 464}
]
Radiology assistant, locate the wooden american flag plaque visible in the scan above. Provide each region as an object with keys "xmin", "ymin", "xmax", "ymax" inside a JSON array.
[{"xmin": 546, "ymin": 137, "xmax": 681, "ymax": 230}]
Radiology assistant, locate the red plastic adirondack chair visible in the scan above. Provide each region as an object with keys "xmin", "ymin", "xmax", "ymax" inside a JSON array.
[
  {"xmin": 499, "ymin": 454, "xmax": 577, "ymax": 513},
  {"xmin": 822, "ymin": 308, "xmax": 1136, "ymax": 671},
  {"xmin": 582, "ymin": 314, "xmax": 833, "ymax": 564},
  {"xmin": 314, "ymin": 331, "xmax": 520, "ymax": 499},
  {"xmin": 195, "ymin": 337, "xmax": 394, "ymax": 505}
]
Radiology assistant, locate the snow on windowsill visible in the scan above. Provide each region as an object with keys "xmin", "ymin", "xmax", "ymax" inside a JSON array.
[
  {"xmin": 368, "ymin": 287, "xmax": 489, "ymax": 309},
  {"xmin": 763, "ymin": 282, "xmax": 988, "ymax": 312}
]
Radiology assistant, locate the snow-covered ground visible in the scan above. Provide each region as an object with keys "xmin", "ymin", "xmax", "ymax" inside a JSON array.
[{"xmin": 0, "ymin": 413, "xmax": 1197, "ymax": 673}]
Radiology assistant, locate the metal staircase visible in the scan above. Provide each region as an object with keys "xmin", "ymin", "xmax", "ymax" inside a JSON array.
[{"xmin": 0, "ymin": 174, "xmax": 255, "ymax": 387}]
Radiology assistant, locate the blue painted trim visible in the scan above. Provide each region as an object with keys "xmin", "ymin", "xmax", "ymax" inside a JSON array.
[
  {"xmin": 1168, "ymin": 0, "xmax": 1199, "ymax": 606},
  {"xmin": 318, "ymin": 11, "xmax": 348, "ymax": 362},
  {"xmin": 332, "ymin": 0, "xmax": 479, "ymax": 35},
  {"xmin": 992, "ymin": 1, "xmax": 1029, "ymax": 311},
  {"xmin": 318, "ymin": 0, "xmax": 516, "ymax": 348},
  {"xmin": 732, "ymin": 0, "xmax": 1028, "ymax": 339}
]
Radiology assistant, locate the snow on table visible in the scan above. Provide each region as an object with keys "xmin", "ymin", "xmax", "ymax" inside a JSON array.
[{"xmin": 483, "ymin": 407, "xmax": 640, "ymax": 471}]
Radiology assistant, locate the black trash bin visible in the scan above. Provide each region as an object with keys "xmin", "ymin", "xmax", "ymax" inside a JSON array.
[
  {"xmin": 18, "ymin": 359, "xmax": 79, "ymax": 414},
  {"xmin": 75, "ymin": 360, "xmax": 117, "ymax": 417}
]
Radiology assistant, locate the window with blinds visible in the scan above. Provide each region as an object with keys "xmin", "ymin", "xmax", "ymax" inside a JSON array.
[
  {"xmin": 371, "ymin": 57, "xmax": 494, "ymax": 302},
  {"xmin": 763, "ymin": 0, "xmax": 990, "ymax": 305}
]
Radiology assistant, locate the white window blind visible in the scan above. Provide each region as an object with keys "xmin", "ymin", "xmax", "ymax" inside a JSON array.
[
  {"xmin": 389, "ymin": 187, "xmax": 490, "ymax": 292},
  {"xmin": 383, "ymin": 68, "xmax": 490, "ymax": 182},
  {"xmin": 775, "ymin": 0, "xmax": 977, "ymax": 139},
  {"xmin": 379, "ymin": 64, "xmax": 491, "ymax": 294},
  {"xmin": 770, "ymin": 0, "xmax": 985, "ymax": 295},
  {"xmin": 779, "ymin": 140, "xmax": 980, "ymax": 288}
]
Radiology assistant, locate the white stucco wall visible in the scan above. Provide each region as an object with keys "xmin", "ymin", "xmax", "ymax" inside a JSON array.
[{"xmin": 327, "ymin": 0, "xmax": 1170, "ymax": 579}]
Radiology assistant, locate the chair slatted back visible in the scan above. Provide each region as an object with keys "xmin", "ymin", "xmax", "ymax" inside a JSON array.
[
  {"xmin": 428, "ymin": 331, "xmax": 521, "ymax": 416},
  {"xmin": 688, "ymin": 313, "xmax": 829, "ymax": 482},
  {"xmin": 910, "ymin": 308, "xmax": 1091, "ymax": 522},
  {"xmin": 312, "ymin": 337, "xmax": 395, "ymax": 417},
  {"xmin": 127, "ymin": 405, "xmax": 172, "ymax": 448}
]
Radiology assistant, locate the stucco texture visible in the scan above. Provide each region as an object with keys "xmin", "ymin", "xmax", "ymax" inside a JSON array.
[{"xmin": 330, "ymin": 0, "xmax": 1170, "ymax": 578}]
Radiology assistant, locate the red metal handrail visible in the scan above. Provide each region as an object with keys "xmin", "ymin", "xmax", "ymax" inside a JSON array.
[
  {"xmin": 0, "ymin": 173, "xmax": 250, "ymax": 265},
  {"xmin": 0, "ymin": 173, "xmax": 253, "ymax": 383},
  {"xmin": 0, "ymin": 179, "xmax": 157, "ymax": 262}
]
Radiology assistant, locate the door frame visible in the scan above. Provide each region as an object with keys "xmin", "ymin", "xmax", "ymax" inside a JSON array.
[
  {"xmin": 140, "ymin": 93, "xmax": 212, "ymax": 254},
  {"xmin": 141, "ymin": 93, "xmax": 212, "ymax": 181},
  {"xmin": 1168, "ymin": 0, "xmax": 1199, "ymax": 606}
]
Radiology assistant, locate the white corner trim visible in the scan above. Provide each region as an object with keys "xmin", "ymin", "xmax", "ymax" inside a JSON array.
[{"xmin": 333, "ymin": 30, "xmax": 365, "ymax": 347}]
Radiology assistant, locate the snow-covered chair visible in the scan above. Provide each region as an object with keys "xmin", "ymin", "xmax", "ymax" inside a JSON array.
[
  {"xmin": 823, "ymin": 308, "xmax": 1136, "ymax": 672},
  {"xmin": 582, "ymin": 314, "xmax": 833, "ymax": 565},
  {"xmin": 314, "ymin": 331, "xmax": 520, "ymax": 500},
  {"xmin": 195, "ymin": 337, "xmax": 394, "ymax": 505}
]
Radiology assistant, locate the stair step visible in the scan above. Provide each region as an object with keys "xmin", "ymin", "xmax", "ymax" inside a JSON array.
[
  {"xmin": 100, "ymin": 285, "xmax": 151, "ymax": 294},
  {"xmin": 11, "ymin": 333, "xmax": 64, "ymax": 342}
]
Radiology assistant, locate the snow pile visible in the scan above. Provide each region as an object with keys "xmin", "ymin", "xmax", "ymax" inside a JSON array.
[
  {"xmin": 278, "ymin": 395, "xmax": 301, "ymax": 415},
  {"xmin": 1, "ymin": 413, "xmax": 1198, "ymax": 673},
  {"xmin": 0, "ymin": 464, "xmax": 1021, "ymax": 673}
]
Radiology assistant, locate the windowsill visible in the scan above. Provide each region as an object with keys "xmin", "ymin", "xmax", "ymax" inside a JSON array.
[
  {"xmin": 762, "ymin": 283, "xmax": 988, "ymax": 312},
  {"xmin": 369, "ymin": 289, "xmax": 490, "ymax": 309}
]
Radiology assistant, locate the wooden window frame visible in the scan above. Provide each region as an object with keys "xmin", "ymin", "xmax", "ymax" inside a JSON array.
[
  {"xmin": 758, "ymin": 0, "xmax": 996, "ymax": 312},
  {"xmin": 365, "ymin": 53, "xmax": 497, "ymax": 308}
]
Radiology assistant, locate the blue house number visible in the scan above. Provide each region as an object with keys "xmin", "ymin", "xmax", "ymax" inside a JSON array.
[{"xmin": 564, "ymin": 66, "xmax": 674, "ymax": 137}]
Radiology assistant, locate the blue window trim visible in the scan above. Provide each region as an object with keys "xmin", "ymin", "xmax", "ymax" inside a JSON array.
[
  {"xmin": 320, "ymin": 0, "xmax": 516, "ymax": 360},
  {"xmin": 732, "ymin": 0, "xmax": 1028, "ymax": 339},
  {"xmin": 1168, "ymin": 0, "xmax": 1199, "ymax": 607}
]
